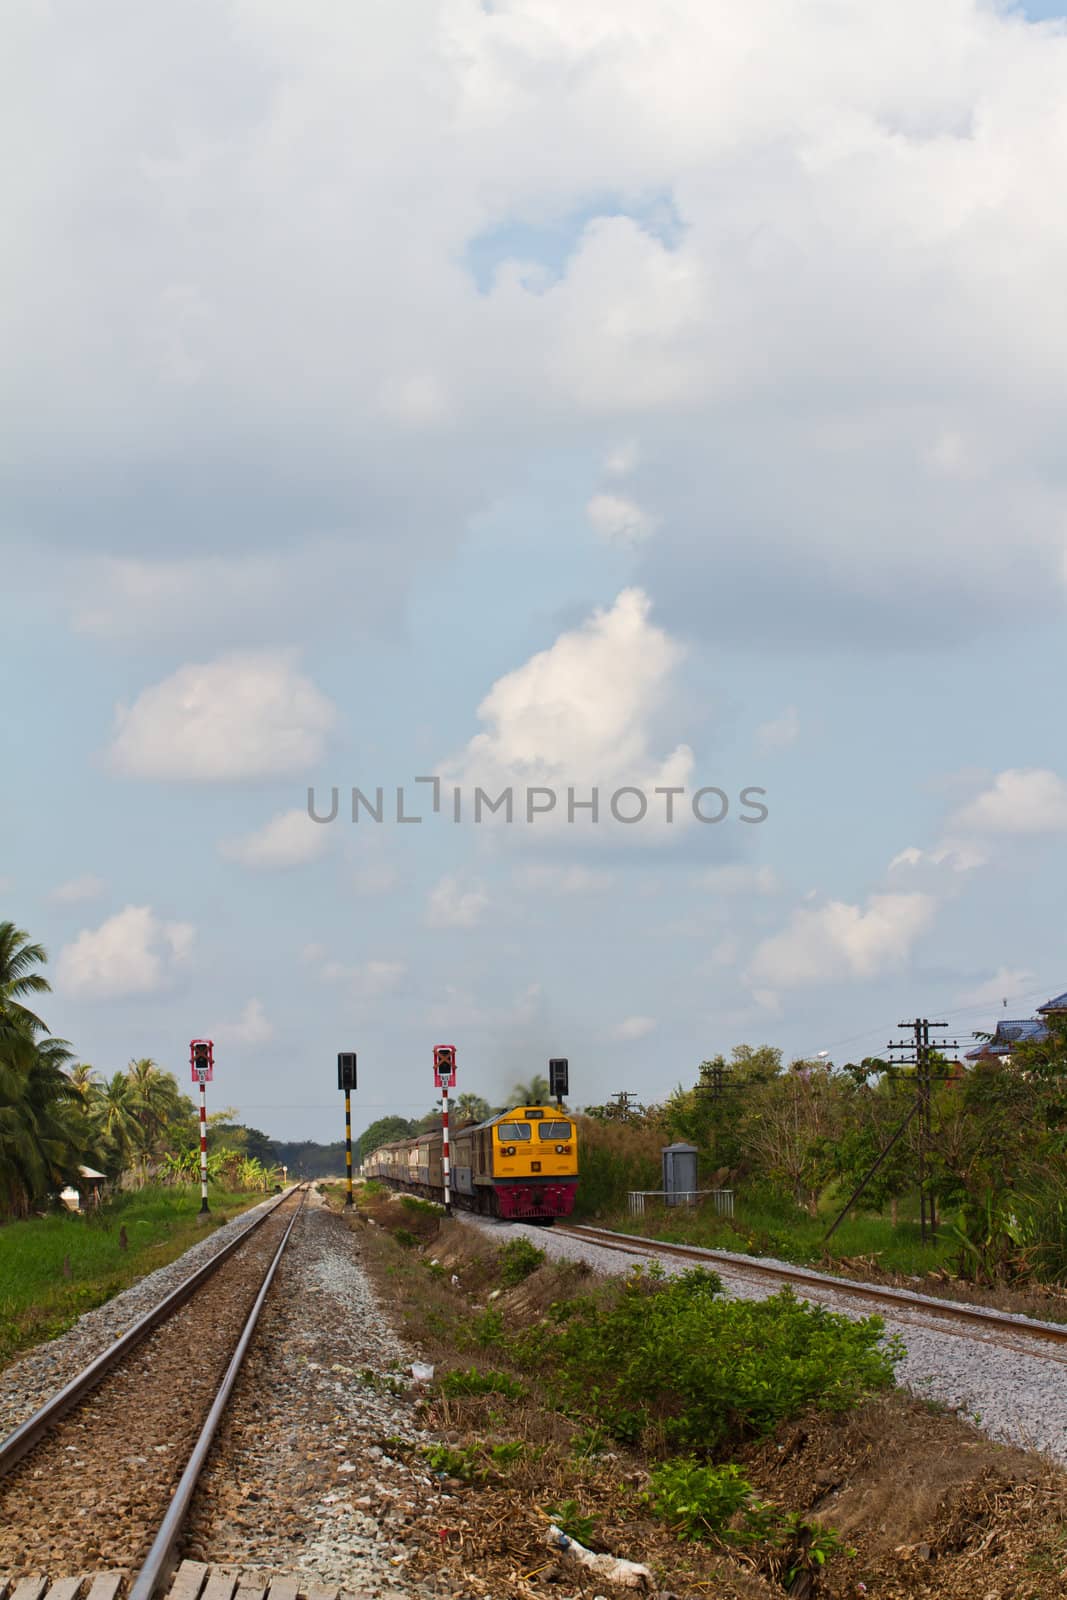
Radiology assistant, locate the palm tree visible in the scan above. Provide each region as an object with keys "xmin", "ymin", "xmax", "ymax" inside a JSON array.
[
  {"xmin": 0, "ymin": 1029, "xmax": 83, "ymax": 1217},
  {"xmin": 93, "ymin": 1071, "xmax": 141, "ymax": 1173},
  {"xmin": 454, "ymin": 1092, "xmax": 490, "ymax": 1125},
  {"xmin": 67, "ymin": 1062, "xmax": 97, "ymax": 1098},
  {"xmin": 509, "ymin": 1074, "xmax": 551, "ymax": 1107},
  {"xmin": 0, "ymin": 922, "xmax": 51, "ymax": 1037}
]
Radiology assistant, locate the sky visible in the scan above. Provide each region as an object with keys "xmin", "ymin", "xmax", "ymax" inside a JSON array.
[{"xmin": 5, "ymin": 0, "xmax": 1067, "ymax": 1142}]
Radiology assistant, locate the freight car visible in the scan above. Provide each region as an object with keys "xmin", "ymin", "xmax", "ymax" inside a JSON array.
[{"xmin": 364, "ymin": 1104, "xmax": 578, "ymax": 1221}]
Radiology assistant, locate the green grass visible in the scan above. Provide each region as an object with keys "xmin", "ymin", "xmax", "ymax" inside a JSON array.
[
  {"xmin": 620, "ymin": 1189, "xmax": 958, "ymax": 1278},
  {"xmin": 0, "ymin": 1185, "xmax": 265, "ymax": 1368}
]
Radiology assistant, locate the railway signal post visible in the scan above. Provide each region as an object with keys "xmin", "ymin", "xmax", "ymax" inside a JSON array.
[
  {"xmin": 190, "ymin": 1040, "xmax": 214, "ymax": 1214},
  {"xmin": 338, "ymin": 1053, "xmax": 358, "ymax": 1207},
  {"xmin": 549, "ymin": 1056, "xmax": 569, "ymax": 1111},
  {"xmin": 433, "ymin": 1045, "xmax": 457, "ymax": 1215}
]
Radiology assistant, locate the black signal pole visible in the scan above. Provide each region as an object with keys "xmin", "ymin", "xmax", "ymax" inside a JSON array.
[{"xmin": 338, "ymin": 1053, "xmax": 358, "ymax": 1208}]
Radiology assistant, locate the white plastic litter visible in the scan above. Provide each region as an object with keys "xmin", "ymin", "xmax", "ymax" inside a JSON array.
[
  {"xmin": 410, "ymin": 1361, "xmax": 435, "ymax": 1382},
  {"xmin": 545, "ymin": 1524, "xmax": 652, "ymax": 1590}
]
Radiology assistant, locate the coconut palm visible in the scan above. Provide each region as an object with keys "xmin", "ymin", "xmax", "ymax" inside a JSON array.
[
  {"xmin": 67, "ymin": 1062, "xmax": 98, "ymax": 1098},
  {"xmin": 454, "ymin": 1092, "xmax": 491, "ymax": 1125},
  {"xmin": 509, "ymin": 1074, "xmax": 551, "ymax": 1107},
  {"xmin": 93, "ymin": 1071, "xmax": 141, "ymax": 1172},
  {"xmin": 0, "ymin": 922, "xmax": 51, "ymax": 1037},
  {"xmin": 0, "ymin": 1029, "xmax": 83, "ymax": 1217}
]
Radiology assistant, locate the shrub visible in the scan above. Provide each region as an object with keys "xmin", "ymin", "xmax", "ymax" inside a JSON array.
[
  {"xmin": 393, "ymin": 1228, "xmax": 418, "ymax": 1248},
  {"xmin": 512, "ymin": 1265, "xmax": 900, "ymax": 1454},
  {"xmin": 498, "ymin": 1235, "xmax": 545, "ymax": 1286}
]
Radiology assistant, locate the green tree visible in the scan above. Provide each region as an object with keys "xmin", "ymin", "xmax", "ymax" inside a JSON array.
[
  {"xmin": 356, "ymin": 1115, "xmax": 416, "ymax": 1161},
  {"xmin": 454, "ymin": 1092, "xmax": 490, "ymax": 1125},
  {"xmin": 510, "ymin": 1074, "xmax": 550, "ymax": 1107},
  {"xmin": 0, "ymin": 922, "xmax": 51, "ymax": 1037}
]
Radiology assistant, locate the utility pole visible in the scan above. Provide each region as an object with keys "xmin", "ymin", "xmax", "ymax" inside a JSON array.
[
  {"xmin": 824, "ymin": 1017, "xmax": 958, "ymax": 1245},
  {"xmin": 886, "ymin": 1019, "xmax": 957, "ymax": 1245}
]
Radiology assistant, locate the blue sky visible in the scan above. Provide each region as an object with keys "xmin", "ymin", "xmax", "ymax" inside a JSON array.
[{"xmin": 5, "ymin": 1, "xmax": 1067, "ymax": 1141}]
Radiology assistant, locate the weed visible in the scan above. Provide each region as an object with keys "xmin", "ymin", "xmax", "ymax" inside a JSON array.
[
  {"xmin": 401, "ymin": 1194, "xmax": 443, "ymax": 1216},
  {"xmin": 489, "ymin": 1440, "xmax": 526, "ymax": 1467},
  {"xmin": 570, "ymin": 1423, "xmax": 609, "ymax": 1459},
  {"xmin": 465, "ymin": 1306, "xmax": 504, "ymax": 1348},
  {"xmin": 440, "ymin": 1366, "xmax": 526, "ymax": 1399},
  {"xmin": 644, "ymin": 1458, "xmax": 772, "ymax": 1544},
  {"xmin": 393, "ymin": 1228, "xmax": 418, "ymax": 1249},
  {"xmin": 422, "ymin": 1443, "xmax": 480, "ymax": 1482},
  {"xmin": 544, "ymin": 1498, "xmax": 597, "ymax": 1544},
  {"xmin": 499, "ymin": 1235, "xmax": 546, "ymax": 1286}
]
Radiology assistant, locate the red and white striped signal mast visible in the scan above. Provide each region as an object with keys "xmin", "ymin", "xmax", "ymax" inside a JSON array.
[
  {"xmin": 190, "ymin": 1040, "xmax": 214, "ymax": 1214},
  {"xmin": 433, "ymin": 1045, "xmax": 457, "ymax": 1215}
]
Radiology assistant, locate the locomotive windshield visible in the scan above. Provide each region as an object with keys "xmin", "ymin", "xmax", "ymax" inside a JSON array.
[
  {"xmin": 496, "ymin": 1121, "xmax": 532, "ymax": 1140},
  {"xmin": 538, "ymin": 1121, "xmax": 572, "ymax": 1139}
]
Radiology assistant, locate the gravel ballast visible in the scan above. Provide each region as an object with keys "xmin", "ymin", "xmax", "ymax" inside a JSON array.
[
  {"xmin": 462, "ymin": 1215, "xmax": 1067, "ymax": 1466},
  {"xmin": 183, "ymin": 1193, "xmax": 447, "ymax": 1597}
]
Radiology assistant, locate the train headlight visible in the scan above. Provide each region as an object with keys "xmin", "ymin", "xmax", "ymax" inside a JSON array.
[{"xmin": 555, "ymin": 1145, "xmax": 565, "ymax": 1154}]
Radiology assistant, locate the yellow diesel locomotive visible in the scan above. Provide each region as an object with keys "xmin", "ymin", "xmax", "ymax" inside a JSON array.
[{"xmin": 364, "ymin": 1104, "xmax": 579, "ymax": 1220}]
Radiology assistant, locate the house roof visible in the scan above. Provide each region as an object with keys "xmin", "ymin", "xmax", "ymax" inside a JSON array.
[
  {"xmin": 1037, "ymin": 992, "xmax": 1067, "ymax": 1015},
  {"xmin": 965, "ymin": 1019, "xmax": 1049, "ymax": 1059},
  {"xmin": 77, "ymin": 1165, "xmax": 107, "ymax": 1179}
]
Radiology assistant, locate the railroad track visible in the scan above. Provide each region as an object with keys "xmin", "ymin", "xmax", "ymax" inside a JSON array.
[
  {"xmin": 554, "ymin": 1220, "xmax": 1067, "ymax": 1356},
  {"xmin": 0, "ymin": 1187, "xmax": 308, "ymax": 1600}
]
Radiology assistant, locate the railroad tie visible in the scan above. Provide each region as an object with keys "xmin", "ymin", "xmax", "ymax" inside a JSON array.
[
  {"xmin": 83, "ymin": 1575, "xmax": 123, "ymax": 1600},
  {"xmin": 198, "ymin": 1572, "xmax": 238, "ymax": 1600},
  {"xmin": 6, "ymin": 1578, "xmax": 48, "ymax": 1600},
  {"xmin": 167, "ymin": 1562, "xmax": 211, "ymax": 1600},
  {"xmin": 39, "ymin": 1578, "xmax": 87, "ymax": 1600}
]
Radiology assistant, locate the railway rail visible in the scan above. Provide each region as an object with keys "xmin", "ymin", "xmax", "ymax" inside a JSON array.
[
  {"xmin": 0, "ymin": 1186, "xmax": 308, "ymax": 1600},
  {"xmin": 554, "ymin": 1220, "xmax": 1067, "ymax": 1358}
]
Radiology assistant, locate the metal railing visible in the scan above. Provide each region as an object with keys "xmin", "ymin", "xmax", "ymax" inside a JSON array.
[{"xmin": 627, "ymin": 1188, "xmax": 734, "ymax": 1217}]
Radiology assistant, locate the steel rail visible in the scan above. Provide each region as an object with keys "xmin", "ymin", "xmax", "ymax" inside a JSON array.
[
  {"xmin": 555, "ymin": 1221, "xmax": 1067, "ymax": 1349},
  {"xmin": 127, "ymin": 1186, "xmax": 308, "ymax": 1600},
  {"xmin": 0, "ymin": 1185, "xmax": 304, "ymax": 1480}
]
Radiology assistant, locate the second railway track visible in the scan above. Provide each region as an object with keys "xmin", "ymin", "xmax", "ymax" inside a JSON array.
[{"xmin": 0, "ymin": 1187, "xmax": 307, "ymax": 1595}]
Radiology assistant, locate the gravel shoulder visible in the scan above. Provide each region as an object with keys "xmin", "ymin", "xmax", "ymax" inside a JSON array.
[{"xmin": 462, "ymin": 1214, "xmax": 1067, "ymax": 1466}]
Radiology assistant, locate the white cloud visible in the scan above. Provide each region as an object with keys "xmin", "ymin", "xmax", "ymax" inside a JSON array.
[
  {"xmin": 220, "ymin": 809, "xmax": 330, "ymax": 869},
  {"xmin": 699, "ymin": 864, "xmax": 778, "ymax": 895},
  {"xmin": 446, "ymin": 588, "xmax": 693, "ymax": 833},
  {"xmin": 585, "ymin": 492, "xmax": 659, "ymax": 547},
  {"xmin": 956, "ymin": 967, "xmax": 1037, "ymax": 1010},
  {"xmin": 109, "ymin": 652, "xmax": 336, "ymax": 781},
  {"xmin": 57, "ymin": 906, "xmax": 194, "ymax": 999},
  {"xmin": 216, "ymin": 998, "xmax": 274, "ymax": 1046},
  {"xmin": 888, "ymin": 839, "xmax": 988, "ymax": 884},
  {"xmin": 424, "ymin": 980, "xmax": 543, "ymax": 1034},
  {"xmin": 349, "ymin": 858, "xmax": 399, "ymax": 897},
  {"xmin": 755, "ymin": 707, "xmax": 800, "ymax": 751},
  {"xmin": 514, "ymin": 864, "xmax": 613, "ymax": 895},
  {"xmin": 319, "ymin": 958, "xmax": 407, "ymax": 997},
  {"xmin": 11, "ymin": 0, "xmax": 1067, "ymax": 642},
  {"xmin": 747, "ymin": 891, "xmax": 935, "ymax": 988},
  {"xmin": 610, "ymin": 1016, "xmax": 657, "ymax": 1040},
  {"xmin": 426, "ymin": 874, "xmax": 490, "ymax": 928},
  {"xmin": 953, "ymin": 768, "xmax": 1067, "ymax": 835},
  {"xmin": 604, "ymin": 440, "xmax": 640, "ymax": 477},
  {"xmin": 50, "ymin": 874, "xmax": 106, "ymax": 904}
]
